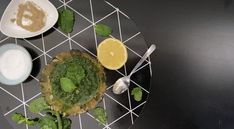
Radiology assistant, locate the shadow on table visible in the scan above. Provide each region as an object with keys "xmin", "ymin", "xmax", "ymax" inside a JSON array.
[
  {"xmin": 24, "ymin": 47, "xmax": 41, "ymax": 83},
  {"xmin": 24, "ymin": 25, "xmax": 58, "ymax": 40},
  {"xmin": 0, "ymin": 108, "xmax": 13, "ymax": 129}
]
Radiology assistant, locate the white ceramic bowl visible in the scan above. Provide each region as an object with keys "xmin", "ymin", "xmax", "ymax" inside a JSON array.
[
  {"xmin": 0, "ymin": 44, "xmax": 32, "ymax": 85},
  {"xmin": 0, "ymin": 0, "xmax": 58, "ymax": 38}
]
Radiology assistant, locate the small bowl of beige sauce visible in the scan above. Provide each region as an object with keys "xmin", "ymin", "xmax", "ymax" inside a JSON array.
[
  {"xmin": 0, "ymin": 0, "xmax": 58, "ymax": 38},
  {"xmin": 0, "ymin": 44, "xmax": 32, "ymax": 85}
]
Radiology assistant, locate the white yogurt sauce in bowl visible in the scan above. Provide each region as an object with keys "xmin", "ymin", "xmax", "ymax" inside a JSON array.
[{"xmin": 0, "ymin": 44, "xmax": 32, "ymax": 85}]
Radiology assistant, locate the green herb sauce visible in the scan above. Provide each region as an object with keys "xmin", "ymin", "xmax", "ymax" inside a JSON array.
[{"xmin": 50, "ymin": 56, "xmax": 100, "ymax": 106}]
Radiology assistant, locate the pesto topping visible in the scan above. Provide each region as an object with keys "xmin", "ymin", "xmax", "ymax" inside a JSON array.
[{"xmin": 50, "ymin": 56, "xmax": 100, "ymax": 106}]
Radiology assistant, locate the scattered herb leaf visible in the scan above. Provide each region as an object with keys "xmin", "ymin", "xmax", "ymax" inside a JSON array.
[
  {"xmin": 12, "ymin": 96, "xmax": 72, "ymax": 129},
  {"xmin": 39, "ymin": 115, "xmax": 57, "ymax": 129},
  {"xmin": 58, "ymin": 9, "xmax": 75, "ymax": 33},
  {"xmin": 95, "ymin": 24, "xmax": 113, "ymax": 37},
  {"xmin": 40, "ymin": 125, "xmax": 54, "ymax": 129},
  {"xmin": 29, "ymin": 97, "xmax": 50, "ymax": 113},
  {"xmin": 11, "ymin": 113, "xmax": 38, "ymax": 126},
  {"xmin": 60, "ymin": 77, "xmax": 77, "ymax": 92},
  {"xmin": 11, "ymin": 113, "xmax": 25, "ymax": 124},
  {"xmin": 62, "ymin": 117, "xmax": 72, "ymax": 129},
  {"xmin": 131, "ymin": 87, "xmax": 143, "ymax": 102},
  {"xmin": 93, "ymin": 107, "xmax": 108, "ymax": 125}
]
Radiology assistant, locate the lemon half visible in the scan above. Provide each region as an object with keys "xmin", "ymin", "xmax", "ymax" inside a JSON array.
[{"xmin": 97, "ymin": 38, "xmax": 128, "ymax": 70}]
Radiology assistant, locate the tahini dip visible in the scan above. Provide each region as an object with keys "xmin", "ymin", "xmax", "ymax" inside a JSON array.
[{"xmin": 0, "ymin": 49, "xmax": 31, "ymax": 80}]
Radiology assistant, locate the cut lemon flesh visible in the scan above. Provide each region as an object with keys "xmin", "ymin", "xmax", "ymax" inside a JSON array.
[{"xmin": 97, "ymin": 38, "xmax": 128, "ymax": 70}]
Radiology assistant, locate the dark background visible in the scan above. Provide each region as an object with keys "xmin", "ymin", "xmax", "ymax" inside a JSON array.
[{"xmin": 108, "ymin": 0, "xmax": 234, "ymax": 129}]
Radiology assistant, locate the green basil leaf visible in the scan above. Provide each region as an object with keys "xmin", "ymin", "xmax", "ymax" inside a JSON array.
[
  {"xmin": 131, "ymin": 87, "xmax": 143, "ymax": 102},
  {"xmin": 39, "ymin": 115, "xmax": 57, "ymax": 129},
  {"xmin": 58, "ymin": 9, "xmax": 75, "ymax": 33},
  {"xmin": 60, "ymin": 77, "xmax": 77, "ymax": 92},
  {"xmin": 62, "ymin": 117, "xmax": 72, "ymax": 129},
  {"xmin": 29, "ymin": 97, "xmax": 50, "ymax": 113},
  {"xmin": 95, "ymin": 24, "xmax": 113, "ymax": 37},
  {"xmin": 40, "ymin": 125, "xmax": 53, "ymax": 129},
  {"xmin": 26, "ymin": 119, "xmax": 39, "ymax": 126},
  {"xmin": 11, "ymin": 113, "xmax": 38, "ymax": 126},
  {"xmin": 12, "ymin": 113, "xmax": 24, "ymax": 123},
  {"xmin": 93, "ymin": 107, "xmax": 107, "ymax": 125}
]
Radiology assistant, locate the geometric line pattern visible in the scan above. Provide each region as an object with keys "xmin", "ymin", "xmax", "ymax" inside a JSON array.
[{"xmin": 0, "ymin": 0, "xmax": 152, "ymax": 129}]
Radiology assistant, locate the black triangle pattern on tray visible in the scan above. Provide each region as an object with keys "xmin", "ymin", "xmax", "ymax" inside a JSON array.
[{"xmin": 0, "ymin": 0, "xmax": 152, "ymax": 129}]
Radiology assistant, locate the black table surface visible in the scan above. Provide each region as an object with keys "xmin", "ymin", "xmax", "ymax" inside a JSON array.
[{"xmin": 109, "ymin": 0, "xmax": 234, "ymax": 129}]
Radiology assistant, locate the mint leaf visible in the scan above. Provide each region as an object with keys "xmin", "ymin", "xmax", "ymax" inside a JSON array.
[
  {"xmin": 12, "ymin": 102, "xmax": 71, "ymax": 129},
  {"xmin": 11, "ymin": 113, "xmax": 26, "ymax": 124},
  {"xmin": 58, "ymin": 9, "xmax": 75, "ymax": 33},
  {"xmin": 62, "ymin": 117, "xmax": 72, "ymax": 129},
  {"xmin": 60, "ymin": 77, "xmax": 77, "ymax": 92},
  {"xmin": 95, "ymin": 24, "xmax": 112, "ymax": 37},
  {"xmin": 131, "ymin": 87, "xmax": 143, "ymax": 102},
  {"xmin": 11, "ymin": 113, "xmax": 38, "ymax": 126},
  {"xmin": 39, "ymin": 115, "xmax": 57, "ymax": 129},
  {"xmin": 40, "ymin": 125, "xmax": 53, "ymax": 129},
  {"xmin": 12, "ymin": 113, "xmax": 24, "ymax": 123},
  {"xmin": 93, "ymin": 107, "xmax": 107, "ymax": 125},
  {"xmin": 29, "ymin": 97, "xmax": 50, "ymax": 113},
  {"xmin": 26, "ymin": 119, "xmax": 39, "ymax": 126}
]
